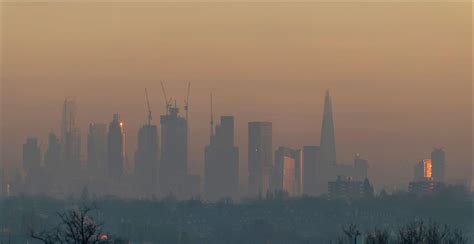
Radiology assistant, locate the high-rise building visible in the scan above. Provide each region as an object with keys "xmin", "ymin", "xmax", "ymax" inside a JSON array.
[
  {"xmin": 61, "ymin": 99, "xmax": 81, "ymax": 173},
  {"xmin": 87, "ymin": 123, "xmax": 107, "ymax": 173},
  {"xmin": 273, "ymin": 147, "xmax": 302, "ymax": 196},
  {"xmin": 107, "ymin": 114, "xmax": 125, "ymax": 181},
  {"xmin": 23, "ymin": 137, "xmax": 41, "ymax": 175},
  {"xmin": 134, "ymin": 124, "xmax": 159, "ymax": 197},
  {"xmin": 302, "ymin": 146, "xmax": 320, "ymax": 196},
  {"xmin": 414, "ymin": 159, "xmax": 432, "ymax": 181},
  {"xmin": 353, "ymin": 154, "xmax": 369, "ymax": 181},
  {"xmin": 320, "ymin": 91, "xmax": 336, "ymax": 166},
  {"xmin": 248, "ymin": 122, "xmax": 272, "ymax": 197},
  {"xmin": 159, "ymin": 105, "xmax": 188, "ymax": 197},
  {"xmin": 431, "ymin": 148, "xmax": 445, "ymax": 182},
  {"xmin": 44, "ymin": 133, "xmax": 61, "ymax": 173},
  {"xmin": 205, "ymin": 116, "xmax": 239, "ymax": 201}
]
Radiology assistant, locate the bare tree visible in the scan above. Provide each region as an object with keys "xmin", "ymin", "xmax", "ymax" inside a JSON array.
[
  {"xmin": 29, "ymin": 204, "xmax": 104, "ymax": 244},
  {"xmin": 365, "ymin": 229, "xmax": 390, "ymax": 244},
  {"xmin": 342, "ymin": 223, "xmax": 361, "ymax": 244}
]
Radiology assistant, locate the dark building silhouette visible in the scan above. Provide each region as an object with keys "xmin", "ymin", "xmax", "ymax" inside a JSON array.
[
  {"xmin": 61, "ymin": 98, "xmax": 81, "ymax": 173},
  {"xmin": 302, "ymin": 146, "xmax": 320, "ymax": 196},
  {"xmin": 312, "ymin": 92, "xmax": 371, "ymax": 195},
  {"xmin": 22, "ymin": 137, "xmax": 48, "ymax": 194},
  {"xmin": 273, "ymin": 147, "xmax": 302, "ymax": 196},
  {"xmin": 431, "ymin": 148, "xmax": 445, "ymax": 182},
  {"xmin": 87, "ymin": 123, "xmax": 107, "ymax": 173},
  {"xmin": 44, "ymin": 133, "xmax": 61, "ymax": 173},
  {"xmin": 248, "ymin": 122, "xmax": 273, "ymax": 197},
  {"xmin": 409, "ymin": 157, "xmax": 445, "ymax": 195},
  {"xmin": 107, "ymin": 114, "xmax": 125, "ymax": 181},
  {"xmin": 23, "ymin": 137, "xmax": 41, "ymax": 176},
  {"xmin": 328, "ymin": 176, "xmax": 374, "ymax": 200},
  {"xmin": 204, "ymin": 116, "xmax": 239, "ymax": 201},
  {"xmin": 319, "ymin": 91, "xmax": 336, "ymax": 166},
  {"xmin": 134, "ymin": 124, "xmax": 159, "ymax": 197},
  {"xmin": 159, "ymin": 105, "xmax": 188, "ymax": 198},
  {"xmin": 353, "ymin": 154, "xmax": 369, "ymax": 180}
]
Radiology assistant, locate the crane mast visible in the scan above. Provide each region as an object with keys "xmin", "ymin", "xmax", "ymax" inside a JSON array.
[
  {"xmin": 145, "ymin": 88, "xmax": 152, "ymax": 125},
  {"xmin": 160, "ymin": 81, "xmax": 171, "ymax": 115}
]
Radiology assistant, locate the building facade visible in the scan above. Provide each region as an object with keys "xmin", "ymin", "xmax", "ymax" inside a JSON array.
[
  {"xmin": 248, "ymin": 122, "xmax": 273, "ymax": 197},
  {"xmin": 134, "ymin": 124, "xmax": 159, "ymax": 197},
  {"xmin": 159, "ymin": 106, "xmax": 188, "ymax": 198},
  {"xmin": 107, "ymin": 114, "xmax": 125, "ymax": 181},
  {"xmin": 204, "ymin": 116, "xmax": 239, "ymax": 201}
]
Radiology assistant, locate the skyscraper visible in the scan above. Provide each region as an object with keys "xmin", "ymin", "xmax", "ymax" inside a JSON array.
[
  {"xmin": 134, "ymin": 124, "xmax": 159, "ymax": 197},
  {"xmin": 414, "ymin": 159, "xmax": 432, "ymax": 181},
  {"xmin": 431, "ymin": 148, "xmax": 445, "ymax": 182},
  {"xmin": 159, "ymin": 105, "xmax": 188, "ymax": 197},
  {"xmin": 44, "ymin": 133, "xmax": 61, "ymax": 173},
  {"xmin": 273, "ymin": 147, "xmax": 301, "ymax": 196},
  {"xmin": 353, "ymin": 154, "xmax": 369, "ymax": 181},
  {"xmin": 320, "ymin": 91, "xmax": 336, "ymax": 166},
  {"xmin": 248, "ymin": 122, "xmax": 272, "ymax": 197},
  {"xmin": 23, "ymin": 137, "xmax": 41, "ymax": 175},
  {"xmin": 61, "ymin": 98, "xmax": 81, "ymax": 173},
  {"xmin": 87, "ymin": 123, "xmax": 107, "ymax": 173},
  {"xmin": 302, "ymin": 146, "xmax": 320, "ymax": 196},
  {"xmin": 107, "ymin": 114, "xmax": 125, "ymax": 181},
  {"xmin": 205, "ymin": 116, "xmax": 239, "ymax": 201}
]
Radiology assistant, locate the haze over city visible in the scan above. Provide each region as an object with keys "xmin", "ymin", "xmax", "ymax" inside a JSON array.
[
  {"xmin": 1, "ymin": 2, "xmax": 473, "ymax": 243},
  {"xmin": 2, "ymin": 2, "xmax": 471, "ymax": 190}
]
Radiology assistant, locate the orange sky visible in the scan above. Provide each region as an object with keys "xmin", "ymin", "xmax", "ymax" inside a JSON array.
[{"xmin": 1, "ymin": 2, "xmax": 472, "ymax": 189}]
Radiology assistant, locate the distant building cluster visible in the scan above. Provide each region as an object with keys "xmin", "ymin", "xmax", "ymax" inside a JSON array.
[
  {"xmin": 0, "ymin": 88, "xmax": 455, "ymax": 200},
  {"xmin": 408, "ymin": 148, "xmax": 447, "ymax": 195}
]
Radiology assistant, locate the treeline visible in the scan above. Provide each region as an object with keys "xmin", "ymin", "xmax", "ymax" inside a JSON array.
[
  {"xmin": 0, "ymin": 190, "xmax": 471, "ymax": 243},
  {"xmin": 337, "ymin": 221, "xmax": 468, "ymax": 244}
]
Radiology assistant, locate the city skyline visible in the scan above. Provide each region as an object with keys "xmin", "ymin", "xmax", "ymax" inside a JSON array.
[
  {"xmin": 2, "ymin": 2, "xmax": 471, "ymax": 190},
  {"xmin": 1, "ymin": 89, "xmax": 466, "ymax": 197}
]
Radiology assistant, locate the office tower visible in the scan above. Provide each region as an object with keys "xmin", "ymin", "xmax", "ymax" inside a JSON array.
[
  {"xmin": 108, "ymin": 114, "xmax": 125, "ymax": 181},
  {"xmin": 414, "ymin": 159, "xmax": 432, "ymax": 181},
  {"xmin": 61, "ymin": 98, "xmax": 81, "ymax": 173},
  {"xmin": 353, "ymin": 154, "xmax": 369, "ymax": 181},
  {"xmin": 248, "ymin": 122, "xmax": 272, "ymax": 197},
  {"xmin": 205, "ymin": 116, "xmax": 239, "ymax": 201},
  {"xmin": 159, "ymin": 105, "xmax": 188, "ymax": 197},
  {"xmin": 320, "ymin": 91, "xmax": 336, "ymax": 166},
  {"xmin": 87, "ymin": 123, "xmax": 107, "ymax": 173},
  {"xmin": 431, "ymin": 148, "xmax": 445, "ymax": 182},
  {"xmin": 273, "ymin": 147, "xmax": 302, "ymax": 196},
  {"xmin": 134, "ymin": 124, "xmax": 159, "ymax": 197},
  {"xmin": 44, "ymin": 133, "xmax": 61, "ymax": 172},
  {"xmin": 302, "ymin": 146, "xmax": 320, "ymax": 196},
  {"xmin": 23, "ymin": 138, "xmax": 41, "ymax": 175}
]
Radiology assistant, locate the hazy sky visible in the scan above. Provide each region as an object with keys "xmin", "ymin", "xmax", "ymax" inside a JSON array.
[{"xmin": 1, "ymin": 2, "xmax": 472, "ymax": 190}]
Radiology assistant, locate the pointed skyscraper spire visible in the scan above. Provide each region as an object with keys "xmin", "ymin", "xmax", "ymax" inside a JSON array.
[{"xmin": 320, "ymin": 90, "xmax": 336, "ymax": 166}]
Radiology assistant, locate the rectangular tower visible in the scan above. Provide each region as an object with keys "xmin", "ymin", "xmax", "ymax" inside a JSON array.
[
  {"xmin": 159, "ymin": 106, "xmax": 188, "ymax": 198},
  {"xmin": 248, "ymin": 122, "xmax": 272, "ymax": 197},
  {"xmin": 204, "ymin": 116, "xmax": 239, "ymax": 201},
  {"xmin": 135, "ymin": 124, "xmax": 159, "ymax": 197},
  {"xmin": 87, "ymin": 123, "xmax": 107, "ymax": 174},
  {"xmin": 273, "ymin": 147, "xmax": 301, "ymax": 196},
  {"xmin": 302, "ymin": 146, "xmax": 321, "ymax": 196},
  {"xmin": 431, "ymin": 148, "xmax": 445, "ymax": 182}
]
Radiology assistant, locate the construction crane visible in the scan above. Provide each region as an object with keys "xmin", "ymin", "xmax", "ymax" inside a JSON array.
[
  {"xmin": 210, "ymin": 92, "xmax": 214, "ymax": 138},
  {"xmin": 160, "ymin": 81, "xmax": 171, "ymax": 115},
  {"xmin": 145, "ymin": 88, "xmax": 152, "ymax": 125},
  {"xmin": 184, "ymin": 82, "xmax": 191, "ymax": 123}
]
